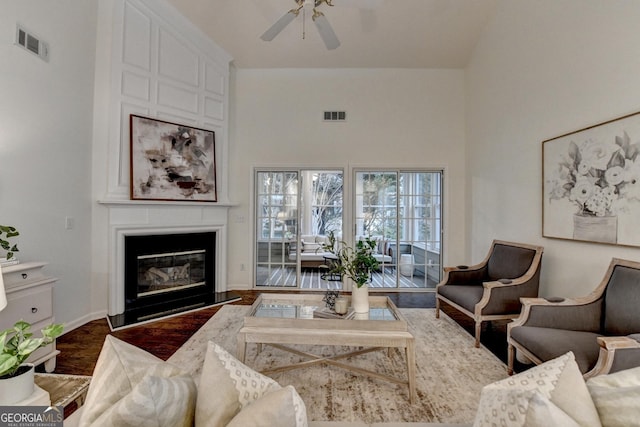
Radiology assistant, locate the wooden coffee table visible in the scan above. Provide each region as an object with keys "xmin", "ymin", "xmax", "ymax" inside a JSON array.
[{"xmin": 237, "ymin": 293, "xmax": 417, "ymax": 404}]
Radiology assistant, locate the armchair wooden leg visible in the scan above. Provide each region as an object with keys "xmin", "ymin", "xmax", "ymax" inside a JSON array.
[
  {"xmin": 474, "ymin": 321, "xmax": 481, "ymax": 348},
  {"xmin": 507, "ymin": 344, "xmax": 514, "ymax": 375},
  {"xmin": 435, "ymin": 298, "xmax": 440, "ymax": 319}
]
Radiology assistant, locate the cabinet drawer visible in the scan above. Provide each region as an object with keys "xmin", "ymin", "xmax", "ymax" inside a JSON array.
[
  {"xmin": 1, "ymin": 262, "xmax": 49, "ymax": 289},
  {"xmin": 0, "ymin": 286, "xmax": 53, "ymax": 328}
]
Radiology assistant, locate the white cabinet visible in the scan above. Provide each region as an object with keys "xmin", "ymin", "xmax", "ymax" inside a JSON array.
[{"xmin": 0, "ymin": 262, "xmax": 59, "ymax": 372}]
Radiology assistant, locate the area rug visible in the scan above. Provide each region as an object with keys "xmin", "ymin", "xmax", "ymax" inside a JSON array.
[{"xmin": 168, "ymin": 305, "xmax": 508, "ymax": 424}]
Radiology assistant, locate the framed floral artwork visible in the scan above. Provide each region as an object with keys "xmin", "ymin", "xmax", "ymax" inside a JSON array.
[
  {"xmin": 130, "ymin": 115, "xmax": 217, "ymax": 202},
  {"xmin": 543, "ymin": 111, "xmax": 640, "ymax": 247}
]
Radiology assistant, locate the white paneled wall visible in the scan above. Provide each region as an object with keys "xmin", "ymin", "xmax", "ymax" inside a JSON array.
[
  {"xmin": 94, "ymin": 0, "xmax": 234, "ymax": 316},
  {"xmin": 104, "ymin": 0, "xmax": 231, "ymax": 202}
]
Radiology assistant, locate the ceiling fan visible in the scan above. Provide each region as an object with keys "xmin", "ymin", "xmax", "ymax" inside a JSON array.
[{"xmin": 260, "ymin": 0, "xmax": 382, "ymax": 50}]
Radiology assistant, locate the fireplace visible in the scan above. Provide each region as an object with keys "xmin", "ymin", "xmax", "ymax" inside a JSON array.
[
  {"xmin": 107, "ymin": 229, "xmax": 240, "ymax": 330},
  {"xmin": 125, "ymin": 231, "xmax": 215, "ymax": 313}
]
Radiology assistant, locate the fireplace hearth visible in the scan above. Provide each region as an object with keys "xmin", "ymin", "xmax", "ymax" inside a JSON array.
[{"xmin": 107, "ymin": 231, "xmax": 240, "ymax": 330}]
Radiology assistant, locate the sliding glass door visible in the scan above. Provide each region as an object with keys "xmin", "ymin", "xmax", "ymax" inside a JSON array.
[
  {"xmin": 255, "ymin": 169, "xmax": 343, "ymax": 289},
  {"xmin": 354, "ymin": 170, "xmax": 442, "ymax": 289},
  {"xmin": 255, "ymin": 171, "xmax": 299, "ymax": 287}
]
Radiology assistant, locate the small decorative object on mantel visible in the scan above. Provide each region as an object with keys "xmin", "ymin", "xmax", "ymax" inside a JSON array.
[
  {"xmin": 0, "ymin": 225, "xmax": 19, "ymax": 265},
  {"xmin": 130, "ymin": 114, "xmax": 217, "ymax": 202},
  {"xmin": 543, "ymin": 111, "xmax": 640, "ymax": 247}
]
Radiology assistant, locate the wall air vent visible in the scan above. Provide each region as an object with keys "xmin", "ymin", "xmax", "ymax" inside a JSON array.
[
  {"xmin": 15, "ymin": 24, "xmax": 49, "ymax": 62},
  {"xmin": 323, "ymin": 111, "xmax": 346, "ymax": 122}
]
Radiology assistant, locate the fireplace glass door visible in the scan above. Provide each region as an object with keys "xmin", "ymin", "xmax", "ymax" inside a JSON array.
[{"xmin": 137, "ymin": 249, "xmax": 206, "ymax": 297}]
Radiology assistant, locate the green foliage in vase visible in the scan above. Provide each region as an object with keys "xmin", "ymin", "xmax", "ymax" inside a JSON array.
[
  {"xmin": 0, "ymin": 320, "xmax": 63, "ymax": 378},
  {"xmin": 0, "ymin": 225, "xmax": 19, "ymax": 260},
  {"xmin": 323, "ymin": 231, "xmax": 379, "ymax": 288}
]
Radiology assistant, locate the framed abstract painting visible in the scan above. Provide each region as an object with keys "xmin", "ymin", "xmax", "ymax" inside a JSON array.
[
  {"xmin": 129, "ymin": 115, "xmax": 217, "ymax": 202},
  {"xmin": 543, "ymin": 111, "xmax": 640, "ymax": 247}
]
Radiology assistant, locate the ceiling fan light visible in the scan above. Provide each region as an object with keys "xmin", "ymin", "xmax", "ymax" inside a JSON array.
[
  {"xmin": 260, "ymin": 9, "xmax": 298, "ymax": 41},
  {"xmin": 312, "ymin": 11, "xmax": 340, "ymax": 50}
]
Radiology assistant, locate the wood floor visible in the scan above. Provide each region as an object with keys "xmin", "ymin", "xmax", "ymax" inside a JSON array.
[{"xmin": 52, "ymin": 290, "xmax": 518, "ymax": 377}]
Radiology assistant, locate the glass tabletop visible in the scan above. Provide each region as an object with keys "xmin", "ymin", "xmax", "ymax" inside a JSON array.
[{"xmin": 254, "ymin": 302, "xmax": 397, "ymax": 321}]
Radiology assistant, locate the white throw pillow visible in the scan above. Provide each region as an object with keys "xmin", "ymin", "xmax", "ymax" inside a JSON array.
[
  {"xmin": 473, "ymin": 351, "xmax": 601, "ymax": 427},
  {"xmin": 196, "ymin": 341, "xmax": 307, "ymax": 427},
  {"xmin": 315, "ymin": 235, "xmax": 328, "ymax": 245},
  {"xmin": 79, "ymin": 335, "xmax": 196, "ymax": 427},
  {"xmin": 586, "ymin": 366, "xmax": 640, "ymax": 427},
  {"xmin": 226, "ymin": 385, "xmax": 308, "ymax": 427},
  {"xmin": 303, "ymin": 242, "xmax": 322, "ymax": 252}
]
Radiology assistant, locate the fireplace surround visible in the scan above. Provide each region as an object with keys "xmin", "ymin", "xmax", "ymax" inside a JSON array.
[{"xmin": 103, "ymin": 204, "xmax": 239, "ymax": 330}]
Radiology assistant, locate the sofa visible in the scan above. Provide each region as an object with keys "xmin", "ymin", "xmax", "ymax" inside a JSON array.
[
  {"xmin": 288, "ymin": 235, "xmax": 393, "ymax": 269},
  {"xmin": 64, "ymin": 333, "xmax": 639, "ymax": 426},
  {"xmin": 288, "ymin": 235, "xmax": 335, "ymax": 268}
]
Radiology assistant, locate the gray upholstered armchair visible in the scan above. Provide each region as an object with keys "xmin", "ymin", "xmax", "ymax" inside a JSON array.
[
  {"xmin": 508, "ymin": 258, "xmax": 640, "ymax": 378},
  {"xmin": 435, "ymin": 240, "xmax": 544, "ymax": 347}
]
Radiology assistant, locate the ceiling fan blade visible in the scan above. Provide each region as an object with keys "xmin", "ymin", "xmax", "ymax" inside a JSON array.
[
  {"xmin": 313, "ymin": 11, "xmax": 340, "ymax": 50},
  {"xmin": 260, "ymin": 10, "xmax": 298, "ymax": 41}
]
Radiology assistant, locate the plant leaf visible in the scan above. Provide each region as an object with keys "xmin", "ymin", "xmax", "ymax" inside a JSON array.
[
  {"xmin": 0, "ymin": 354, "xmax": 19, "ymax": 377},
  {"xmin": 13, "ymin": 320, "xmax": 30, "ymax": 332},
  {"xmin": 42, "ymin": 324, "xmax": 64, "ymax": 339},
  {"xmin": 18, "ymin": 338, "xmax": 42, "ymax": 356},
  {"xmin": 0, "ymin": 331, "xmax": 7, "ymax": 353}
]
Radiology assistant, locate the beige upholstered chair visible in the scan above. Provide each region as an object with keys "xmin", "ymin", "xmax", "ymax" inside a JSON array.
[
  {"xmin": 508, "ymin": 258, "xmax": 640, "ymax": 378},
  {"xmin": 435, "ymin": 240, "xmax": 544, "ymax": 347}
]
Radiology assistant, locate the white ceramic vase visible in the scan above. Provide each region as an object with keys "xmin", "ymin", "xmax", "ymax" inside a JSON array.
[
  {"xmin": 0, "ymin": 363, "xmax": 34, "ymax": 404},
  {"xmin": 351, "ymin": 283, "xmax": 370, "ymax": 314}
]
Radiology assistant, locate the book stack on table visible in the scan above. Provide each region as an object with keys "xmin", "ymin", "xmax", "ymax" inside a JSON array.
[{"xmin": 313, "ymin": 307, "xmax": 356, "ymax": 320}]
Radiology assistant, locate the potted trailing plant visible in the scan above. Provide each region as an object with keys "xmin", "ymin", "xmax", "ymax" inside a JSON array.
[
  {"xmin": 323, "ymin": 232, "xmax": 379, "ymax": 313},
  {"xmin": 0, "ymin": 225, "xmax": 19, "ymax": 261},
  {"xmin": 0, "ymin": 320, "xmax": 63, "ymax": 404}
]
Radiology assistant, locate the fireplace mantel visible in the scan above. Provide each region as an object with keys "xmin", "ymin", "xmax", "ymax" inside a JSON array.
[{"xmin": 98, "ymin": 199, "xmax": 238, "ymax": 208}]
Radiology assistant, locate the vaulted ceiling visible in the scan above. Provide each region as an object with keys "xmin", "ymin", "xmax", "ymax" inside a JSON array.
[{"xmin": 167, "ymin": 0, "xmax": 499, "ymax": 68}]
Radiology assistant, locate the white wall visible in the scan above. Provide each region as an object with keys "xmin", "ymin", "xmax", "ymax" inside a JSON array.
[
  {"xmin": 227, "ymin": 68, "xmax": 467, "ymax": 288},
  {"xmin": 466, "ymin": 0, "xmax": 640, "ymax": 297},
  {"xmin": 0, "ymin": 1, "xmax": 97, "ymax": 326}
]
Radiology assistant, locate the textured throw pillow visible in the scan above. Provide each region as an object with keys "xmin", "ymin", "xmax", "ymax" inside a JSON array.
[
  {"xmin": 376, "ymin": 239, "xmax": 389, "ymax": 255},
  {"xmin": 473, "ymin": 351, "xmax": 601, "ymax": 427},
  {"xmin": 474, "ymin": 388, "xmax": 580, "ymax": 427},
  {"xmin": 226, "ymin": 385, "xmax": 308, "ymax": 427},
  {"xmin": 196, "ymin": 341, "xmax": 283, "ymax": 426},
  {"xmin": 79, "ymin": 335, "xmax": 196, "ymax": 427},
  {"xmin": 586, "ymin": 366, "xmax": 640, "ymax": 427}
]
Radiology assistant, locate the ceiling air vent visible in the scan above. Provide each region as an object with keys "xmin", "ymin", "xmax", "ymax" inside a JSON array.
[
  {"xmin": 323, "ymin": 111, "xmax": 346, "ymax": 122},
  {"xmin": 15, "ymin": 24, "xmax": 49, "ymax": 62}
]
